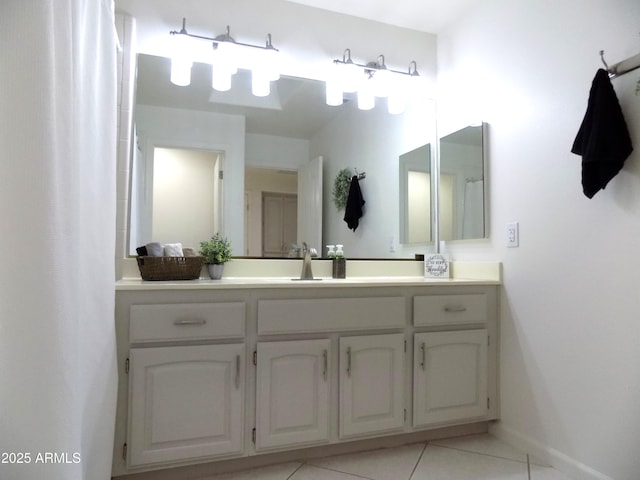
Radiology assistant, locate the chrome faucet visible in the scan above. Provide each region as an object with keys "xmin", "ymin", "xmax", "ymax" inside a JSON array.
[{"xmin": 300, "ymin": 242, "xmax": 314, "ymax": 280}]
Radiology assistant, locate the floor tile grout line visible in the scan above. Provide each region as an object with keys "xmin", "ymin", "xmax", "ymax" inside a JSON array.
[
  {"xmin": 303, "ymin": 442, "xmax": 433, "ymax": 480},
  {"xmin": 313, "ymin": 464, "xmax": 377, "ymax": 480},
  {"xmin": 300, "ymin": 460, "xmax": 378, "ymax": 480},
  {"xmin": 285, "ymin": 462, "xmax": 305, "ymax": 480},
  {"xmin": 428, "ymin": 443, "xmax": 547, "ymax": 467},
  {"xmin": 407, "ymin": 441, "xmax": 429, "ymax": 480}
]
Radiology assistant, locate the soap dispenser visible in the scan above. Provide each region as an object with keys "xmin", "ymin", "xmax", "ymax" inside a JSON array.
[
  {"xmin": 332, "ymin": 244, "xmax": 346, "ymax": 279},
  {"xmin": 326, "ymin": 245, "xmax": 336, "ymax": 258}
]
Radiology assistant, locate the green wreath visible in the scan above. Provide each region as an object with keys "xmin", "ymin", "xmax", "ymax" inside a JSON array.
[{"xmin": 332, "ymin": 168, "xmax": 353, "ymax": 210}]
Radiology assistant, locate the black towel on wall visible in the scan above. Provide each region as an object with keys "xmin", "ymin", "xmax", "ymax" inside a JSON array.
[
  {"xmin": 343, "ymin": 176, "xmax": 365, "ymax": 231},
  {"xmin": 571, "ymin": 68, "xmax": 633, "ymax": 198}
]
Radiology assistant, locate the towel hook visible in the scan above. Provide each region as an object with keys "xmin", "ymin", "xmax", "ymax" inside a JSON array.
[{"xmin": 599, "ymin": 50, "xmax": 610, "ymax": 71}]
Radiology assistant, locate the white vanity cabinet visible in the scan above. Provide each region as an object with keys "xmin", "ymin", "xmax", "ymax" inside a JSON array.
[
  {"xmin": 128, "ymin": 343, "xmax": 245, "ymax": 466},
  {"xmin": 113, "ymin": 279, "xmax": 499, "ymax": 477},
  {"xmin": 255, "ymin": 339, "xmax": 331, "ymax": 450},
  {"xmin": 339, "ymin": 333, "xmax": 405, "ymax": 438}
]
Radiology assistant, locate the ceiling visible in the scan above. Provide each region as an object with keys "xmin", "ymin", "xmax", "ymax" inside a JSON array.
[{"xmin": 282, "ymin": 0, "xmax": 481, "ymax": 33}]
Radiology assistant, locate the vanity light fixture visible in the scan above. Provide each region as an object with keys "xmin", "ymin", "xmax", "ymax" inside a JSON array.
[
  {"xmin": 169, "ymin": 18, "xmax": 280, "ymax": 97},
  {"xmin": 327, "ymin": 50, "xmax": 422, "ymax": 114}
]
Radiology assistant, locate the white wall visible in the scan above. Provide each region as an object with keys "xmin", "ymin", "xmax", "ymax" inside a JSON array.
[
  {"xmin": 439, "ymin": 1, "xmax": 640, "ymax": 478},
  {"xmin": 245, "ymin": 134, "xmax": 309, "ymax": 170}
]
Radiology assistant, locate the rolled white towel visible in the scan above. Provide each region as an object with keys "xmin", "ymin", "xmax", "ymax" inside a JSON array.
[
  {"xmin": 164, "ymin": 242, "xmax": 184, "ymax": 257},
  {"xmin": 145, "ymin": 242, "xmax": 164, "ymax": 257}
]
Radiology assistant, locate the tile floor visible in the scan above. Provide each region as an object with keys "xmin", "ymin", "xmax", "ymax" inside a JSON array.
[{"xmin": 197, "ymin": 434, "xmax": 573, "ymax": 480}]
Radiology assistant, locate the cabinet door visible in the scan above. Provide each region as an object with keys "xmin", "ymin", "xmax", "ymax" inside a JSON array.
[
  {"xmin": 413, "ymin": 330, "xmax": 487, "ymax": 427},
  {"xmin": 256, "ymin": 339, "xmax": 330, "ymax": 450},
  {"xmin": 339, "ymin": 333, "xmax": 405, "ymax": 438},
  {"xmin": 128, "ymin": 344, "xmax": 244, "ymax": 466}
]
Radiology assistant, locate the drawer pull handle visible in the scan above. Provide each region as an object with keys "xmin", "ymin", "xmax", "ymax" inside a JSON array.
[
  {"xmin": 444, "ymin": 305, "xmax": 467, "ymax": 313},
  {"xmin": 421, "ymin": 342, "xmax": 426, "ymax": 370},
  {"xmin": 323, "ymin": 349, "xmax": 328, "ymax": 381},
  {"xmin": 346, "ymin": 347, "xmax": 352, "ymax": 377},
  {"xmin": 235, "ymin": 355, "xmax": 241, "ymax": 390},
  {"xmin": 173, "ymin": 318, "xmax": 207, "ymax": 326}
]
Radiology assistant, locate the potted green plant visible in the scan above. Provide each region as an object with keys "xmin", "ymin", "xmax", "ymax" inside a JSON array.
[{"xmin": 199, "ymin": 233, "xmax": 232, "ymax": 279}]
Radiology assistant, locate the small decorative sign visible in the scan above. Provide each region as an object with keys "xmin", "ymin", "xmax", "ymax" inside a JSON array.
[{"xmin": 424, "ymin": 253, "xmax": 450, "ymax": 278}]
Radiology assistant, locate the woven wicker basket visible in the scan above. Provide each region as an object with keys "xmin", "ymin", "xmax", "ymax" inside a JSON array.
[{"xmin": 136, "ymin": 256, "xmax": 204, "ymax": 281}]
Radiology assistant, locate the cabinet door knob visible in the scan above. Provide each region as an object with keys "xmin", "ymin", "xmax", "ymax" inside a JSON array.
[
  {"xmin": 420, "ymin": 342, "xmax": 426, "ymax": 370},
  {"xmin": 346, "ymin": 347, "xmax": 352, "ymax": 377}
]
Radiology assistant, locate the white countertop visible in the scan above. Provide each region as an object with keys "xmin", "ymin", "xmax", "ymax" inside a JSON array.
[
  {"xmin": 116, "ymin": 260, "xmax": 501, "ymax": 291},
  {"xmin": 116, "ymin": 276, "xmax": 500, "ymax": 290}
]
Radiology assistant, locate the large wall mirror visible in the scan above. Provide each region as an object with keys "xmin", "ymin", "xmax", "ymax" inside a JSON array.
[
  {"xmin": 395, "ymin": 121, "xmax": 488, "ymax": 246},
  {"xmin": 439, "ymin": 123, "xmax": 487, "ymax": 241},
  {"xmin": 129, "ymin": 53, "xmax": 438, "ymax": 258}
]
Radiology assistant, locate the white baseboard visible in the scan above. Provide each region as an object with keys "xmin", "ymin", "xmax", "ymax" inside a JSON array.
[{"xmin": 489, "ymin": 422, "xmax": 612, "ymax": 480}]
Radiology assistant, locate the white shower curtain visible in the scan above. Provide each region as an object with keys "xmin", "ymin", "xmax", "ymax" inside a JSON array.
[
  {"xmin": 462, "ymin": 179, "xmax": 484, "ymax": 239},
  {"xmin": 0, "ymin": 1, "xmax": 118, "ymax": 479}
]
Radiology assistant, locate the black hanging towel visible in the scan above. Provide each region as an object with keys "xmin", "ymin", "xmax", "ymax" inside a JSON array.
[
  {"xmin": 571, "ymin": 68, "xmax": 633, "ymax": 198},
  {"xmin": 343, "ymin": 175, "xmax": 365, "ymax": 231}
]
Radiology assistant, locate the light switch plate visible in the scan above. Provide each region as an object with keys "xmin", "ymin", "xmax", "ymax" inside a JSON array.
[{"xmin": 506, "ymin": 222, "xmax": 519, "ymax": 247}]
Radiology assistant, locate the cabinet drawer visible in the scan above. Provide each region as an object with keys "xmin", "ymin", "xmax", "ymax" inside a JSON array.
[
  {"xmin": 258, "ymin": 297, "xmax": 405, "ymax": 334},
  {"xmin": 129, "ymin": 303, "xmax": 245, "ymax": 343},
  {"xmin": 414, "ymin": 294, "xmax": 486, "ymax": 326}
]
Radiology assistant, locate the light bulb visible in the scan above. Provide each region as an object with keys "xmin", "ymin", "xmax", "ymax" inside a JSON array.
[
  {"xmin": 261, "ymin": 48, "xmax": 280, "ymax": 81},
  {"xmin": 170, "ymin": 58, "xmax": 192, "ymax": 86},
  {"xmin": 170, "ymin": 33, "xmax": 192, "ymax": 86},
  {"xmin": 252, "ymin": 70, "xmax": 270, "ymax": 97},
  {"xmin": 337, "ymin": 62, "xmax": 361, "ymax": 93},
  {"xmin": 211, "ymin": 65, "xmax": 232, "ymax": 91},
  {"xmin": 213, "ymin": 42, "xmax": 238, "ymax": 73},
  {"xmin": 357, "ymin": 81, "xmax": 375, "ymax": 110},
  {"xmin": 326, "ymin": 81, "xmax": 343, "ymax": 106}
]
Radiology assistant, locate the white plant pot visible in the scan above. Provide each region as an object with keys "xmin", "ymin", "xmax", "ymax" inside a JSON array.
[{"xmin": 207, "ymin": 263, "xmax": 225, "ymax": 280}]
